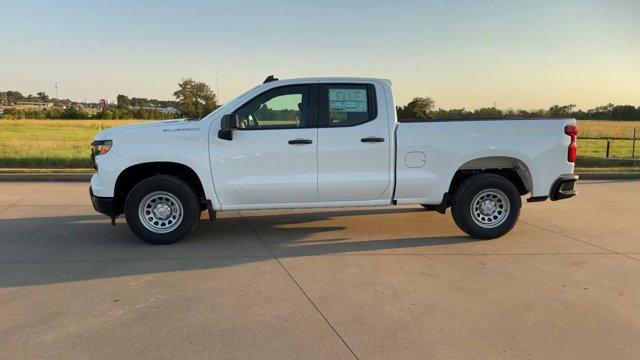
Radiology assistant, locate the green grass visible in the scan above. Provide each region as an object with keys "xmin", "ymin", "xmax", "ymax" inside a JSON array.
[
  {"xmin": 576, "ymin": 120, "xmax": 640, "ymax": 159},
  {"xmin": 578, "ymin": 138, "xmax": 640, "ymax": 158},
  {"xmin": 578, "ymin": 120, "xmax": 640, "ymax": 139},
  {"xmin": 0, "ymin": 118, "xmax": 639, "ymax": 170},
  {"xmin": 0, "ymin": 119, "xmax": 149, "ymax": 168}
]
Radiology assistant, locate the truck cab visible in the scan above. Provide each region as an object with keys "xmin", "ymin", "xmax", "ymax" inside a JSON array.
[{"xmin": 211, "ymin": 78, "xmax": 394, "ymax": 208}]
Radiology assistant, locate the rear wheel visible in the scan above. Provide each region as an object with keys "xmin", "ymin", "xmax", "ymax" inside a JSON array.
[
  {"xmin": 124, "ymin": 175, "xmax": 200, "ymax": 244},
  {"xmin": 451, "ymin": 174, "xmax": 521, "ymax": 239}
]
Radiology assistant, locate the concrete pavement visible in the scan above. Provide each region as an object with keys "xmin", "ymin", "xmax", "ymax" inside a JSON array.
[{"xmin": 0, "ymin": 181, "xmax": 639, "ymax": 359}]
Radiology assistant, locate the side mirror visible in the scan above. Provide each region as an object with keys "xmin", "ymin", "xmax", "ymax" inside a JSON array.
[{"xmin": 218, "ymin": 113, "xmax": 239, "ymax": 140}]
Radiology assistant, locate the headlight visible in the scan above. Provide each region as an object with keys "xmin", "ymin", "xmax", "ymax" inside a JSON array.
[
  {"xmin": 91, "ymin": 140, "xmax": 112, "ymax": 170},
  {"xmin": 92, "ymin": 140, "xmax": 113, "ymax": 156}
]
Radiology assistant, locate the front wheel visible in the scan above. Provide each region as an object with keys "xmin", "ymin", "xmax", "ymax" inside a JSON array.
[
  {"xmin": 451, "ymin": 174, "xmax": 521, "ymax": 239},
  {"xmin": 124, "ymin": 175, "xmax": 200, "ymax": 244}
]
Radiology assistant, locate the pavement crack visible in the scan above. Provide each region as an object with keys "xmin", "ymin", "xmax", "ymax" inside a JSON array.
[
  {"xmin": 280, "ymin": 252, "xmax": 615, "ymax": 256},
  {"xmin": 521, "ymin": 220, "xmax": 640, "ymax": 263},
  {"xmin": 0, "ymin": 184, "xmax": 47, "ymax": 215},
  {"xmin": 239, "ymin": 212, "xmax": 360, "ymax": 360}
]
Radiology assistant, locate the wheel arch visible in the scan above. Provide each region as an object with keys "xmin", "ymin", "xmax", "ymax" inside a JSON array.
[
  {"xmin": 448, "ymin": 156, "xmax": 533, "ymax": 199},
  {"xmin": 113, "ymin": 162, "xmax": 207, "ymax": 215}
]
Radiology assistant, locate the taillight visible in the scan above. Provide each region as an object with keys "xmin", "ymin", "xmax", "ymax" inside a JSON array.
[{"xmin": 564, "ymin": 124, "xmax": 578, "ymax": 162}]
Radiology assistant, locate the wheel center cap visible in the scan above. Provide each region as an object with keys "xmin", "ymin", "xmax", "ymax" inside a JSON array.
[
  {"xmin": 153, "ymin": 203, "xmax": 172, "ymax": 220},
  {"xmin": 480, "ymin": 200, "xmax": 495, "ymax": 215}
]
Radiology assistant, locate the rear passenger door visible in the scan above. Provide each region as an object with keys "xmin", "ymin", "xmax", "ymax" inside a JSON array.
[{"xmin": 317, "ymin": 83, "xmax": 391, "ymax": 201}]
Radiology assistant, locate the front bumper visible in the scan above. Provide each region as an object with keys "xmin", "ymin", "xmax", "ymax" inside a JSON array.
[
  {"xmin": 550, "ymin": 174, "xmax": 579, "ymax": 201},
  {"xmin": 89, "ymin": 187, "xmax": 117, "ymax": 217}
]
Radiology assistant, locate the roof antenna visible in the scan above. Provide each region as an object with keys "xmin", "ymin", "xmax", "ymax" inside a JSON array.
[{"xmin": 263, "ymin": 75, "xmax": 278, "ymax": 84}]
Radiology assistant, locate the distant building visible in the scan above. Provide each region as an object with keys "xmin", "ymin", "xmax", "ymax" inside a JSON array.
[
  {"xmin": 74, "ymin": 102, "xmax": 101, "ymax": 110},
  {"xmin": 13, "ymin": 102, "xmax": 54, "ymax": 111},
  {"xmin": 163, "ymin": 106, "xmax": 179, "ymax": 114}
]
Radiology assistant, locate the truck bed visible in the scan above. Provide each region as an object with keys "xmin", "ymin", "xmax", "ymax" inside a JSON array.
[
  {"xmin": 398, "ymin": 117, "xmax": 574, "ymax": 123},
  {"xmin": 393, "ymin": 117, "xmax": 576, "ymax": 204}
]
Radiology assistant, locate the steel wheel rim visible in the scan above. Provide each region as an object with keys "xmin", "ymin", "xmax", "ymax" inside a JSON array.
[
  {"xmin": 138, "ymin": 191, "xmax": 184, "ymax": 233},
  {"xmin": 470, "ymin": 189, "xmax": 510, "ymax": 228}
]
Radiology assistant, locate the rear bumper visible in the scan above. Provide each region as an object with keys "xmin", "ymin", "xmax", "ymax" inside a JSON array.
[
  {"xmin": 550, "ymin": 174, "xmax": 579, "ymax": 201},
  {"xmin": 89, "ymin": 187, "xmax": 117, "ymax": 217}
]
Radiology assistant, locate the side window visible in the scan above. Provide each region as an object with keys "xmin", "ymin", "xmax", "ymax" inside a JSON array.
[
  {"xmin": 326, "ymin": 84, "xmax": 375, "ymax": 127},
  {"xmin": 236, "ymin": 86, "xmax": 309, "ymax": 129}
]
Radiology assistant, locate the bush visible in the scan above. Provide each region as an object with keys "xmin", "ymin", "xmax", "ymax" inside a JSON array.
[
  {"xmin": 2, "ymin": 108, "xmax": 47, "ymax": 119},
  {"xmin": 94, "ymin": 108, "xmax": 177, "ymax": 120},
  {"xmin": 61, "ymin": 106, "xmax": 91, "ymax": 119},
  {"xmin": 1, "ymin": 107, "xmax": 179, "ymax": 120}
]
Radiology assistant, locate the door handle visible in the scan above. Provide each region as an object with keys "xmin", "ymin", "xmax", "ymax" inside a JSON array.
[
  {"xmin": 288, "ymin": 139, "xmax": 313, "ymax": 145},
  {"xmin": 361, "ymin": 137, "xmax": 385, "ymax": 143}
]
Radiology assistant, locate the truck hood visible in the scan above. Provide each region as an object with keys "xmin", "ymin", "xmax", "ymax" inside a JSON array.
[{"xmin": 94, "ymin": 118, "xmax": 198, "ymax": 140}]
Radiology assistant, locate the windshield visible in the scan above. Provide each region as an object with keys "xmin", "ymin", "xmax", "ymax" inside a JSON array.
[{"xmin": 201, "ymin": 85, "xmax": 261, "ymax": 122}]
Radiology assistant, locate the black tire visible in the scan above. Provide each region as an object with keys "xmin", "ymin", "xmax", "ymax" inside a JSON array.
[
  {"xmin": 451, "ymin": 173, "xmax": 521, "ymax": 239},
  {"xmin": 124, "ymin": 175, "xmax": 200, "ymax": 244}
]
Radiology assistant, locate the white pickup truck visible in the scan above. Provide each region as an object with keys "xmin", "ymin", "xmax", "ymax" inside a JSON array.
[{"xmin": 90, "ymin": 76, "xmax": 578, "ymax": 244}]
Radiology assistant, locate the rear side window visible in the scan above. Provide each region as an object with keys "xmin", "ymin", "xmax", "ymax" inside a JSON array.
[{"xmin": 322, "ymin": 84, "xmax": 377, "ymax": 127}]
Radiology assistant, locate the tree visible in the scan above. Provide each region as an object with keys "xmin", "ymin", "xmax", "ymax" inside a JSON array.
[
  {"xmin": 173, "ymin": 78, "xmax": 218, "ymax": 118},
  {"xmin": 547, "ymin": 104, "xmax": 576, "ymax": 117},
  {"xmin": 5, "ymin": 91, "xmax": 25, "ymax": 103},
  {"xmin": 432, "ymin": 108, "xmax": 471, "ymax": 119},
  {"xmin": 611, "ymin": 105, "xmax": 639, "ymax": 120},
  {"xmin": 586, "ymin": 104, "xmax": 615, "ymax": 119},
  {"xmin": 36, "ymin": 91, "xmax": 49, "ymax": 102},
  {"xmin": 60, "ymin": 105, "xmax": 90, "ymax": 119},
  {"xmin": 117, "ymin": 94, "xmax": 131, "ymax": 109},
  {"xmin": 473, "ymin": 107, "xmax": 503, "ymax": 118},
  {"xmin": 396, "ymin": 97, "xmax": 435, "ymax": 119}
]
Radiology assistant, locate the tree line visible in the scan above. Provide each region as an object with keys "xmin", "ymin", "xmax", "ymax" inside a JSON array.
[
  {"xmin": 396, "ymin": 97, "xmax": 640, "ymax": 120},
  {"xmin": 112, "ymin": 79, "xmax": 218, "ymax": 118},
  {"xmin": 1, "ymin": 78, "xmax": 219, "ymax": 120},
  {"xmin": 0, "ymin": 90, "xmax": 50, "ymax": 103},
  {"xmin": 1, "ymin": 106, "xmax": 177, "ymax": 120},
  {"xmin": 115, "ymin": 95, "xmax": 178, "ymax": 109},
  {"xmin": 3, "ymin": 84, "xmax": 639, "ymax": 121}
]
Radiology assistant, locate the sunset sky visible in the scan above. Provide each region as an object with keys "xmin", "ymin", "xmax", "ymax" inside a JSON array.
[{"xmin": 2, "ymin": 0, "xmax": 638, "ymax": 109}]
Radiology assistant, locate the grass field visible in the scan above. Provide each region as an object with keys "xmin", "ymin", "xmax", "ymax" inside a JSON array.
[
  {"xmin": 579, "ymin": 120, "xmax": 640, "ymax": 139},
  {"xmin": 0, "ymin": 119, "xmax": 639, "ymax": 169},
  {"xmin": 576, "ymin": 120, "xmax": 640, "ymax": 159},
  {"xmin": 0, "ymin": 119, "xmax": 149, "ymax": 168}
]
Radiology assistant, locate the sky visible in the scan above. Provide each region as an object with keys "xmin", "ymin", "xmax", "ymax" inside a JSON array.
[{"xmin": 1, "ymin": 0, "xmax": 639, "ymax": 110}]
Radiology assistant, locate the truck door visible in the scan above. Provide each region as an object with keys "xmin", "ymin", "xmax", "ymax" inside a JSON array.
[
  {"xmin": 317, "ymin": 83, "xmax": 391, "ymax": 201},
  {"xmin": 210, "ymin": 84, "xmax": 319, "ymax": 206}
]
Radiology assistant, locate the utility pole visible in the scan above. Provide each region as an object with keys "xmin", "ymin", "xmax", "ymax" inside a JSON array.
[
  {"xmin": 216, "ymin": 69, "xmax": 220, "ymax": 101},
  {"xmin": 54, "ymin": 82, "xmax": 59, "ymax": 102}
]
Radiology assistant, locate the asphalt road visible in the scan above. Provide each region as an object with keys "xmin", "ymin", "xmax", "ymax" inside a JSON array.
[{"xmin": 1, "ymin": 180, "xmax": 639, "ymax": 359}]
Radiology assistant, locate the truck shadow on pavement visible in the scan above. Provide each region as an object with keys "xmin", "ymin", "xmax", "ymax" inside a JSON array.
[{"xmin": 0, "ymin": 207, "xmax": 478, "ymax": 288}]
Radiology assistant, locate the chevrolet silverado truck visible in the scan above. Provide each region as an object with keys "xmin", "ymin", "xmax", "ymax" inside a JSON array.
[{"xmin": 90, "ymin": 76, "xmax": 578, "ymax": 244}]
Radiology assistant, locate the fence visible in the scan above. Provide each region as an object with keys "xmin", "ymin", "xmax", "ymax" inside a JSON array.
[{"xmin": 580, "ymin": 127, "xmax": 638, "ymax": 159}]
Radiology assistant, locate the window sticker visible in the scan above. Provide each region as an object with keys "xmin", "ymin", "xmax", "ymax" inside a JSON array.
[{"xmin": 329, "ymin": 88, "xmax": 368, "ymax": 112}]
